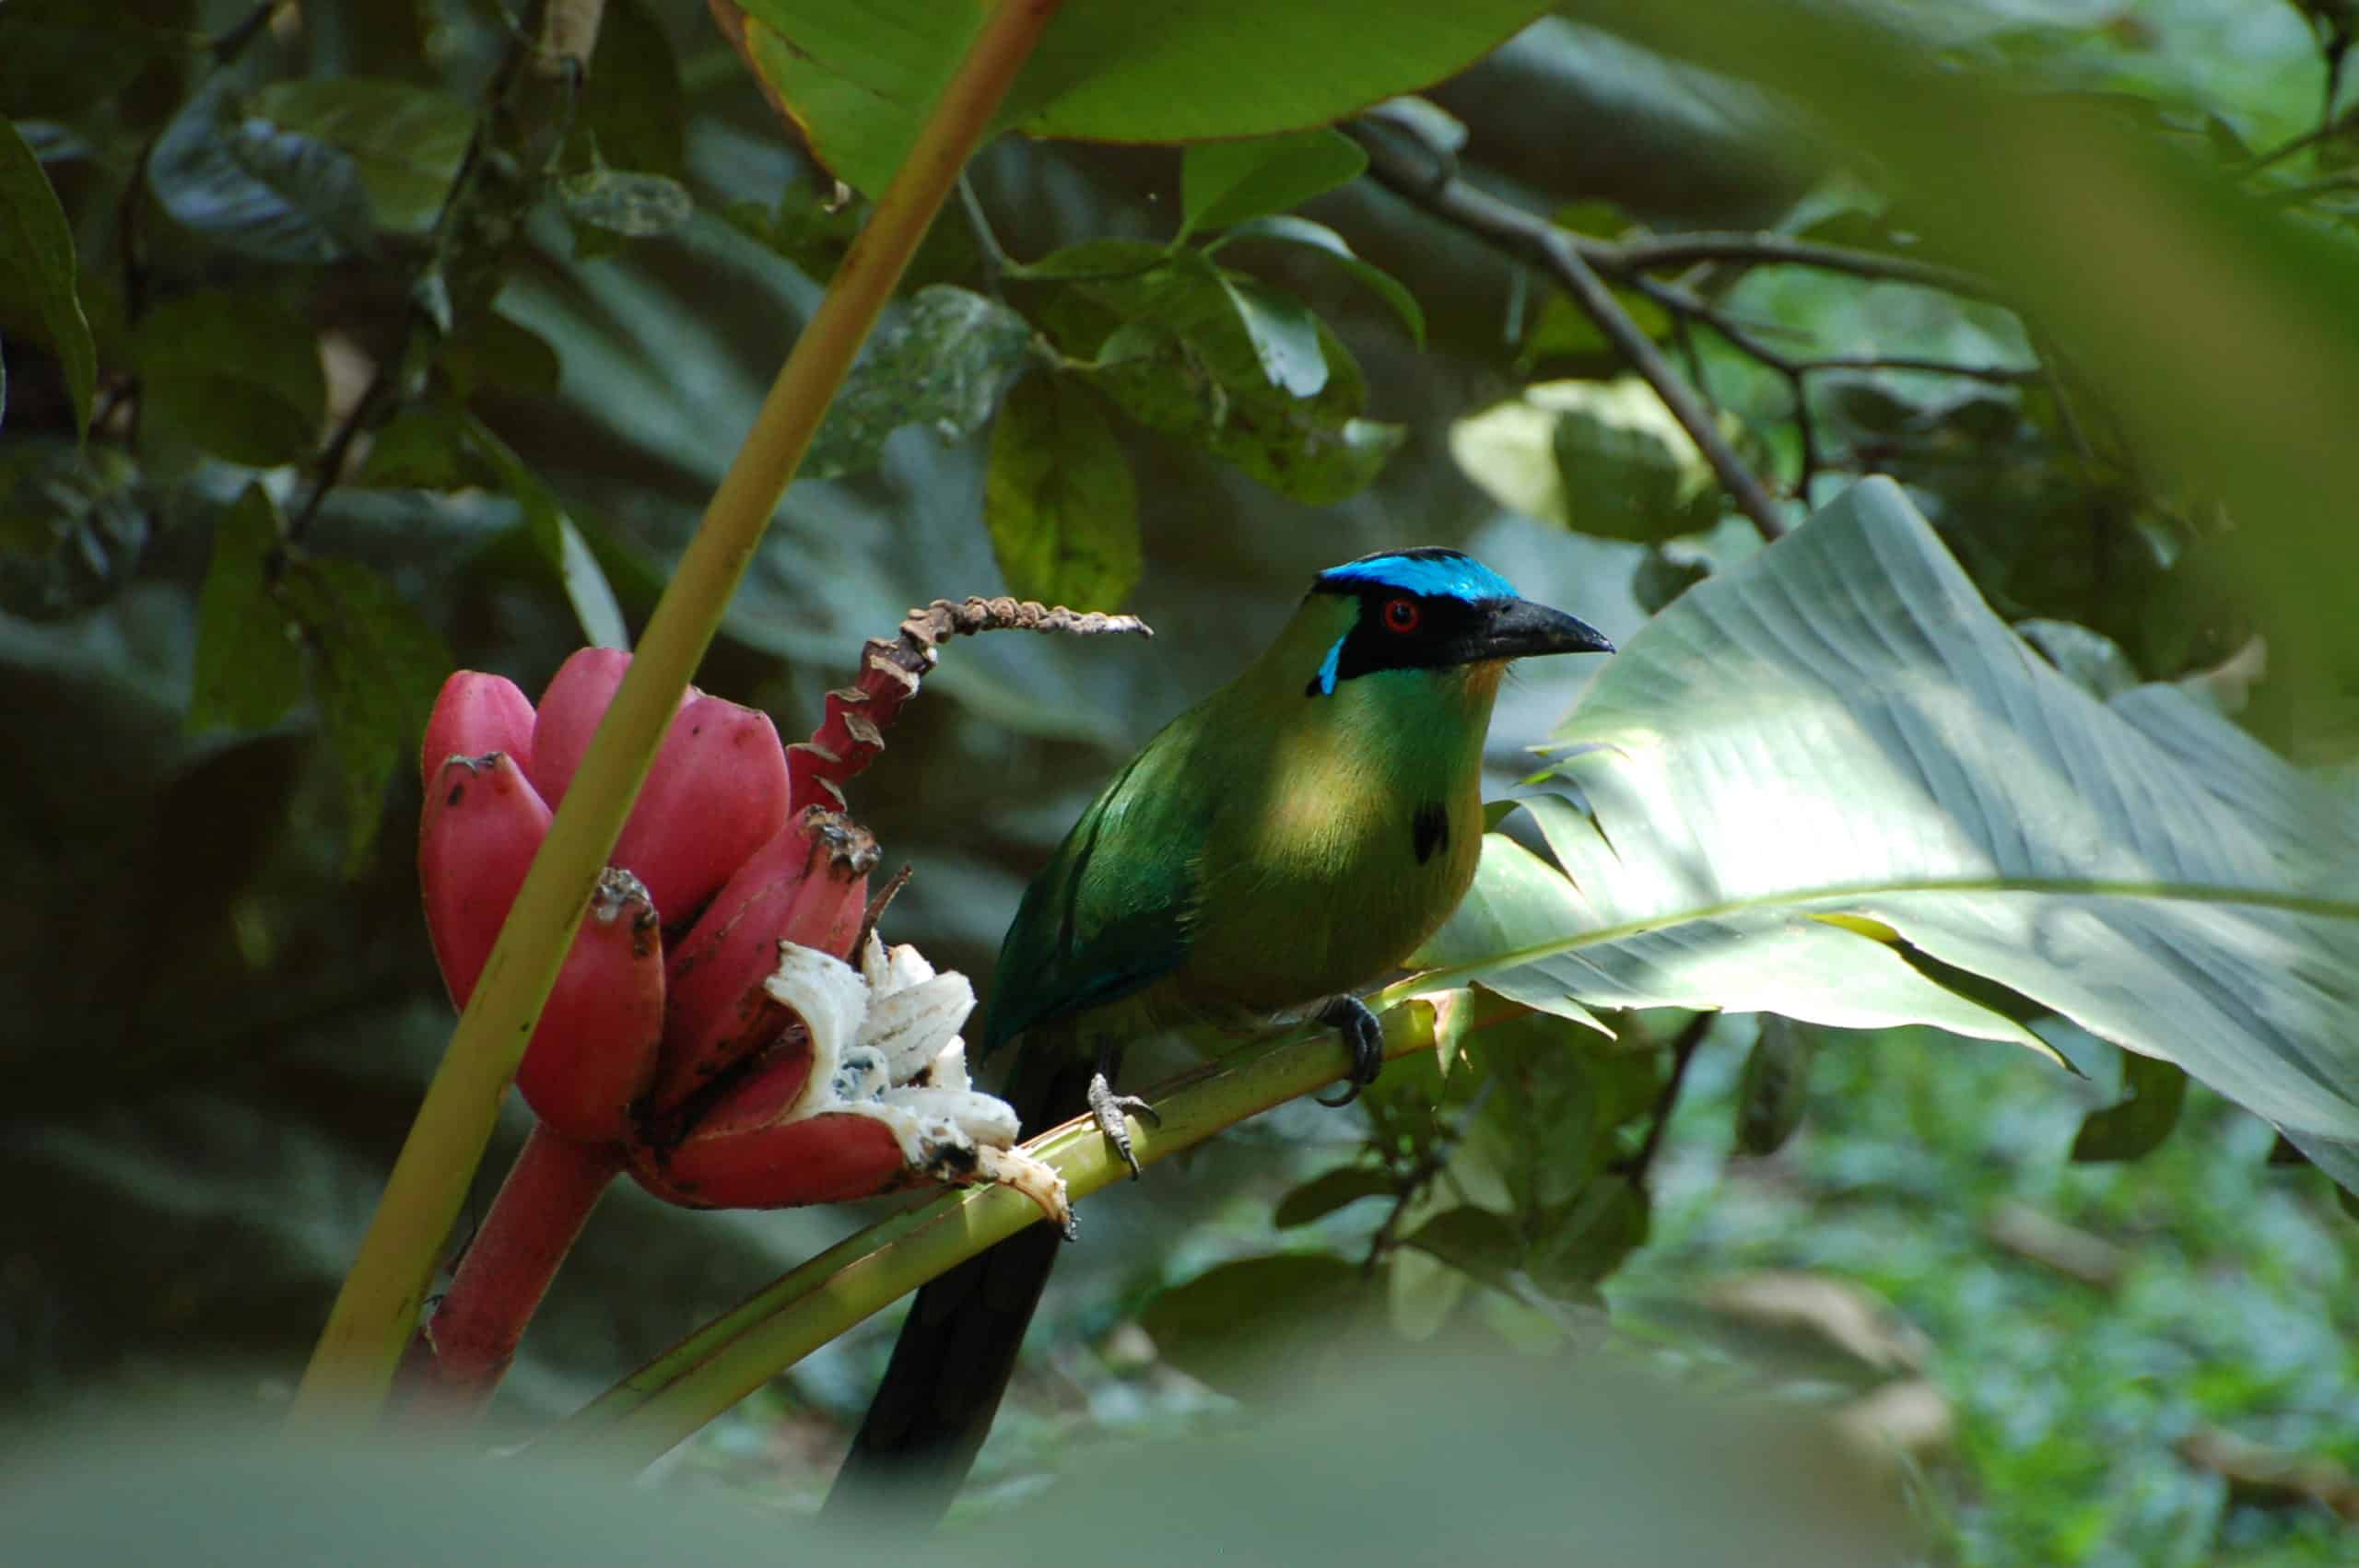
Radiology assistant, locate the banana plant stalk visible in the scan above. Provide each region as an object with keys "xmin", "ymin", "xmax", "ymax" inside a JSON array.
[
  {"xmin": 289, "ymin": 0, "xmax": 1071, "ymax": 1424},
  {"xmin": 538, "ymin": 995, "xmax": 1461, "ymax": 1467}
]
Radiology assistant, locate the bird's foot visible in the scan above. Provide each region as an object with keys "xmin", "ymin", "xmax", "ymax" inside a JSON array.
[
  {"xmin": 1087, "ymin": 1071, "xmax": 1161, "ymax": 1181},
  {"xmin": 1314, "ymin": 997, "xmax": 1386, "ymax": 1107}
]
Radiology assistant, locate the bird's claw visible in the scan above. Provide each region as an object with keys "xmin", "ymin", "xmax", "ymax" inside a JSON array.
[
  {"xmin": 1313, "ymin": 997, "xmax": 1386, "ymax": 1108},
  {"xmin": 1087, "ymin": 1071, "xmax": 1160, "ymax": 1180}
]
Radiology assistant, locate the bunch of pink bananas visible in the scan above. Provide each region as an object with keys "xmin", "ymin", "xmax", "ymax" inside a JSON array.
[{"xmin": 417, "ymin": 648, "xmax": 1010, "ymax": 1210}]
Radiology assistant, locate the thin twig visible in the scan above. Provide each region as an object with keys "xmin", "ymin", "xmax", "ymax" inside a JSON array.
[
  {"xmin": 1346, "ymin": 122, "xmax": 1790, "ymax": 542},
  {"xmin": 1583, "ymin": 230, "xmax": 1999, "ymax": 302},
  {"xmin": 957, "ymin": 173, "xmax": 1010, "ymax": 296},
  {"xmin": 1789, "ymin": 368, "xmax": 1817, "ymax": 503},
  {"xmin": 2237, "ymin": 109, "xmax": 2358, "ymax": 179},
  {"xmin": 1613, "ymin": 1013, "xmax": 1713, "ymax": 1191},
  {"xmin": 1796, "ymin": 353, "xmax": 2043, "ymax": 384}
]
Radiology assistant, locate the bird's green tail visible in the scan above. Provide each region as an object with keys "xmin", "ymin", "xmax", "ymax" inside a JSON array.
[{"xmin": 824, "ymin": 1045, "xmax": 1097, "ymax": 1525}]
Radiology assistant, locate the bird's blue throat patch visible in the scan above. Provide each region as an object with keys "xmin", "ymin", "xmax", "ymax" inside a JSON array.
[
  {"xmin": 1312, "ymin": 636, "xmax": 1345, "ymax": 696},
  {"xmin": 1316, "ymin": 548, "xmax": 1519, "ymax": 605}
]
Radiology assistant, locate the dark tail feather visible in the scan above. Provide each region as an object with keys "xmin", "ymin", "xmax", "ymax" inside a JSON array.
[{"xmin": 823, "ymin": 1049, "xmax": 1097, "ymax": 1525}]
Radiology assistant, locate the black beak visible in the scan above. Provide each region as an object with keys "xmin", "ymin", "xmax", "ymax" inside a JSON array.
[{"xmin": 1478, "ymin": 598, "xmax": 1615, "ymax": 661}]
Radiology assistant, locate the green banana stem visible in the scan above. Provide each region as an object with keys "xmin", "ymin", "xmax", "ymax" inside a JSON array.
[
  {"xmin": 288, "ymin": 0, "xmax": 1071, "ymax": 1424},
  {"xmin": 535, "ymin": 1000, "xmax": 1444, "ymax": 1468}
]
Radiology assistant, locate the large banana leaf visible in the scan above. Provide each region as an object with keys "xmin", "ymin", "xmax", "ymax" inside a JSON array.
[{"xmin": 1422, "ymin": 478, "xmax": 2359, "ymax": 1187}]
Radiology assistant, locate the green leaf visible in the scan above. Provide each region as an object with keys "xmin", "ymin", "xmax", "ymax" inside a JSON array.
[
  {"xmin": 581, "ymin": 0, "xmax": 686, "ymax": 181},
  {"xmin": 1733, "ymin": 1016, "xmax": 1817, "ymax": 1157},
  {"xmin": 1448, "ymin": 377, "xmax": 1721, "ymax": 543},
  {"xmin": 147, "ymin": 79, "xmax": 377, "ymax": 263},
  {"xmin": 1046, "ymin": 243, "xmax": 1401, "ymax": 504},
  {"xmin": 1180, "ymin": 128, "xmax": 1367, "ymax": 239},
  {"xmin": 464, "ymin": 416, "xmax": 629, "ymax": 650},
  {"xmin": 1216, "ymin": 275, "xmax": 1327, "ymax": 397},
  {"xmin": 277, "ymin": 556, "xmax": 452, "ymax": 872},
  {"xmin": 559, "ymin": 169, "xmax": 693, "ymax": 239},
  {"xmin": 984, "ymin": 374, "xmax": 1139, "ymax": 611},
  {"xmin": 439, "ymin": 310, "xmax": 563, "ymax": 402},
  {"xmin": 721, "ymin": 181, "xmax": 864, "ymax": 281},
  {"xmin": 2071, "ymin": 1052, "xmax": 2189, "ymax": 1164},
  {"xmin": 355, "ymin": 396, "xmax": 480, "ymax": 490},
  {"xmin": 721, "ymin": 0, "xmax": 1543, "ymax": 197},
  {"xmin": 1421, "ymin": 477, "xmax": 2359, "ymax": 1189},
  {"xmin": 1214, "ymin": 214, "xmax": 1426, "ymax": 346},
  {"xmin": 133, "ymin": 290, "xmax": 324, "ymax": 469},
  {"xmin": 250, "ymin": 79, "xmax": 473, "ymax": 235},
  {"xmin": 1273, "ymin": 1166, "xmax": 1394, "ymax": 1228},
  {"xmin": 189, "ymin": 485, "xmax": 302, "ymax": 734},
  {"xmin": 1401, "ymin": 1206, "xmax": 1522, "ymax": 1288},
  {"xmin": 1529, "ymin": 1176, "xmax": 1649, "ymax": 1299},
  {"xmin": 0, "ymin": 116, "xmax": 95, "ymax": 435},
  {"xmin": 1137, "ymin": 1254, "xmax": 1373, "ymax": 1398},
  {"xmin": 0, "ymin": 443, "xmax": 147, "ymax": 620},
  {"xmin": 2016, "ymin": 618, "xmax": 2141, "ymax": 702},
  {"xmin": 807, "ymin": 285, "xmax": 1036, "ymax": 481},
  {"xmin": 0, "ymin": 0, "xmax": 175, "ymax": 121}
]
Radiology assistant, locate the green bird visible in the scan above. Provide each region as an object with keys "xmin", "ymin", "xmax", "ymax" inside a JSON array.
[{"xmin": 827, "ymin": 548, "xmax": 1614, "ymax": 1520}]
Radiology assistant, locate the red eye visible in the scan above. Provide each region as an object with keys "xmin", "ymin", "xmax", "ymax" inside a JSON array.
[{"xmin": 1382, "ymin": 597, "xmax": 1421, "ymax": 634}]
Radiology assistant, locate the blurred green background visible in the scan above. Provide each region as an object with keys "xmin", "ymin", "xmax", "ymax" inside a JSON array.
[{"xmin": 4, "ymin": 1, "xmax": 2356, "ymax": 1562}]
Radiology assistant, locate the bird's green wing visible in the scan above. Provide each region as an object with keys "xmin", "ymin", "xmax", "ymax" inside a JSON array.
[{"xmin": 981, "ymin": 720, "xmax": 1211, "ymax": 1058}]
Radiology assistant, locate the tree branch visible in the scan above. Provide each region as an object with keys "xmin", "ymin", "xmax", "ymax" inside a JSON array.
[
  {"xmin": 1583, "ymin": 231, "xmax": 1998, "ymax": 302},
  {"xmin": 1346, "ymin": 122, "xmax": 1791, "ymax": 543}
]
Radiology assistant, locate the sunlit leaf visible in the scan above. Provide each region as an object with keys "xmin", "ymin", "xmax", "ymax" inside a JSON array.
[
  {"xmin": 1423, "ymin": 477, "xmax": 2359, "ymax": 1187},
  {"xmin": 1449, "ymin": 377, "xmax": 1721, "ymax": 543}
]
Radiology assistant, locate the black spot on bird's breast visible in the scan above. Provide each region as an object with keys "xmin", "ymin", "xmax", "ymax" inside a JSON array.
[{"xmin": 1411, "ymin": 801, "xmax": 1449, "ymax": 865}]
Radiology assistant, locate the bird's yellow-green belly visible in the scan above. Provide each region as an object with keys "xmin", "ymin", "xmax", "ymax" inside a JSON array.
[{"xmin": 1177, "ymin": 790, "xmax": 1482, "ymax": 1015}]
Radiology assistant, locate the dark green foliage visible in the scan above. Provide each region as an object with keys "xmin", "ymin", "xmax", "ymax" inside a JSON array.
[
  {"xmin": 5, "ymin": 4, "xmax": 2355, "ymax": 1563},
  {"xmin": 0, "ymin": 114, "xmax": 94, "ymax": 434},
  {"xmin": 2071, "ymin": 1052, "xmax": 2189, "ymax": 1164},
  {"xmin": 148, "ymin": 78, "xmax": 377, "ymax": 263}
]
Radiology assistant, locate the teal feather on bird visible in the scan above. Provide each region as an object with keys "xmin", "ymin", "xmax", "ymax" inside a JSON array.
[{"xmin": 828, "ymin": 548, "xmax": 1613, "ymax": 1522}]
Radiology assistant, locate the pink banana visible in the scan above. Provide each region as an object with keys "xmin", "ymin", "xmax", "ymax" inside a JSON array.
[
  {"xmin": 514, "ymin": 868, "xmax": 664, "ymax": 1143},
  {"xmin": 417, "ymin": 752, "xmax": 664, "ymax": 1143},
  {"xmin": 644, "ymin": 808, "xmax": 877, "ymax": 1113},
  {"xmin": 528, "ymin": 648, "xmax": 689, "ymax": 809},
  {"xmin": 628, "ymin": 1103, "xmax": 907, "ymax": 1210},
  {"xmin": 608, "ymin": 693, "xmax": 792, "ymax": 928},
  {"xmin": 418, "ymin": 751, "xmax": 552, "ymax": 1006},
  {"xmin": 422, "ymin": 672, "xmax": 536, "ymax": 788}
]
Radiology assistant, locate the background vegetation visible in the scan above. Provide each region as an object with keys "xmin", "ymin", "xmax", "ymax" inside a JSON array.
[{"xmin": 3, "ymin": 1, "xmax": 2355, "ymax": 1562}]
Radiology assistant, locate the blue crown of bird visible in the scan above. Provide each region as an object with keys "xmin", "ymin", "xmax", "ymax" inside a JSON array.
[{"xmin": 828, "ymin": 547, "xmax": 1613, "ymax": 1521}]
